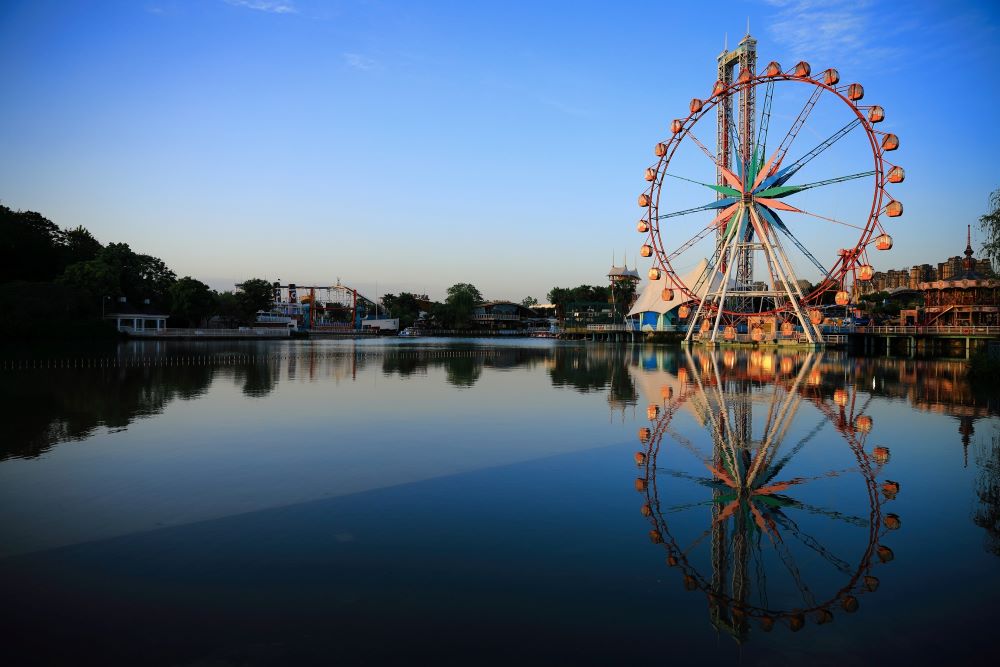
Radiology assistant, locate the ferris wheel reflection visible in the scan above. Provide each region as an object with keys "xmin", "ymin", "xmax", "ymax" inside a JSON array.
[{"xmin": 632, "ymin": 349, "xmax": 899, "ymax": 640}]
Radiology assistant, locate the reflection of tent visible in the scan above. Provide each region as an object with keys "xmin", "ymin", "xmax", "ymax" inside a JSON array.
[
  {"xmin": 627, "ymin": 351, "xmax": 710, "ymax": 427},
  {"xmin": 629, "ymin": 259, "xmax": 716, "ymax": 332}
]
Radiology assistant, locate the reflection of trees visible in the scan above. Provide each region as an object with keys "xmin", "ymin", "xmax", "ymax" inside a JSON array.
[
  {"xmin": 548, "ymin": 347, "xmax": 638, "ymax": 407},
  {"xmin": 381, "ymin": 355, "xmax": 427, "ymax": 379},
  {"xmin": 231, "ymin": 362, "xmax": 277, "ymax": 398},
  {"xmin": 380, "ymin": 349, "xmax": 548, "ymax": 388},
  {"xmin": 0, "ymin": 364, "xmax": 216, "ymax": 460},
  {"xmin": 444, "ymin": 356, "xmax": 481, "ymax": 388},
  {"xmin": 974, "ymin": 433, "xmax": 1000, "ymax": 556}
]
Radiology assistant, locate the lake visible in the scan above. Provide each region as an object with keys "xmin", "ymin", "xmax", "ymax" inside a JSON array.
[{"xmin": 1, "ymin": 339, "xmax": 998, "ymax": 665}]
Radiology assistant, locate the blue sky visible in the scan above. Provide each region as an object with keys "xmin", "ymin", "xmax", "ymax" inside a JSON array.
[{"xmin": 1, "ymin": 0, "xmax": 998, "ymax": 301}]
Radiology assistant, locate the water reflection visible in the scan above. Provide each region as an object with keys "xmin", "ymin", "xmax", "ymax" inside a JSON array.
[
  {"xmin": 0, "ymin": 344, "xmax": 567, "ymax": 460},
  {"xmin": 631, "ymin": 349, "xmax": 899, "ymax": 640},
  {"xmin": 1, "ymin": 341, "xmax": 999, "ymax": 662},
  {"xmin": 974, "ymin": 435, "xmax": 1000, "ymax": 556},
  {"xmin": 1, "ymin": 364, "xmax": 215, "ymax": 460},
  {"xmin": 548, "ymin": 346, "xmax": 638, "ymax": 412}
]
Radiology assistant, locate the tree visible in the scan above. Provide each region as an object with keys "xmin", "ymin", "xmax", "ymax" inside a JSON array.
[
  {"xmin": 236, "ymin": 278, "xmax": 275, "ymax": 323},
  {"xmin": 446, "ymin": 283, "xmax": 483, "ymax": 302},
  {"xmin": 213, "ymin": 290, "xmax": 242, "ymax": 327},
  {"xmin": 980, "ymin": 188, "xmax": 1000, "ymax": 268},
  {"xmin": 439, "ymin": 282, "xmax": 482, "ymax": 328},
  {"xmin": 381, "ymin": 292, "xmax": 423, "ymax": 329},
  {"xmin": 610, "ymin": 280, "xmax": 637, "ymax": 318},
  {"xmin": 59, "ymin": 242, "xmax": 176, "ymax": 305},
  {"xmin": 58, "ymin": 259, "xmax": 119, "ymax": 302},
  {"xmin": 546, "ymin": 284, "xmax": 612, "ymax": 318},
  {"xmin": 521, "ymin": 296, "xmax": 538, "ymax": 308},
  {"xmin": 0, "ymin": 205, "xmax": 67, "ymax": 283},
  {"xmin": 169, "ymin": 277, "xmax": 215, "ymax": 326},
  {"xmin": 63, "ymin": 226, "xmax": 102, "ymax": 266}
]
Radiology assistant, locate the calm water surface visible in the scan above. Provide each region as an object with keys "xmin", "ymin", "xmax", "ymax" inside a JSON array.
[{"xmin": 1, "ymin": 339, "xmax": 998, "ymax": 665}]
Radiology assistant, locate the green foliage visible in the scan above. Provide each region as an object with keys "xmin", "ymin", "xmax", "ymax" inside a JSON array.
[
  {"xmin": 213, "ymin": 291, "xmax": 242, "ymax": 327},
  {"xmin": 969, "ymin": 350, "xmax": 1000, "ymax": 385},
  {"xmin": 63, "ymin": 226, "xmax": 102, "ymax": 266},
  {"xmin": 610, "ymin": 280, "xmax": 637, "ymax": 318},
  {"xmin": 547, "ymin": 284, "xmax": 612, "ymax": 317},
  {"xmin": 236, "ymin": 278, "xmax": 275, "ymax": 323},
  {"xmin": 428, "ymin": 282, "xmax": 482, "ymax": 328},
  {"xmin": 58, "ymin": 259, "xmax": 119, "ymax": 301},
  {"xmin": 446, "ymin": 283, "xmax": 483, "ymax": 303},
  {"xmin": 169, "ymin": 277, "xmax": 215, "ymax": 326},
  {"xmin": 381, "ymin": 292, "xmax": 423, "ymax": 329},
  {"xmin": 0, "ymin": 281, "xmax": 115, "ymax": 339},
  {"xmin": 0, "ymin": 205, "xmax": 71, "ymax": 282},
  {"xmin": 980, "ymin": 188, "xmax": 1000, "ymax": 268},
  {"xmin": 0, "ymin": 207, "xmax": 106, "ymax": 285},
  {"xmin": 59, "ymin": 242, "xmax": 176, "ymax": 305},
  {"xmin": 521, "ymin": 296, "xmax": 538, "ymax": 308}
]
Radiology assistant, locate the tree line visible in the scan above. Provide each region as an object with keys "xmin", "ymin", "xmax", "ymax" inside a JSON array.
[{"xmin": 0, "ymin": 204, "xmax": 273, "ymax": 338}]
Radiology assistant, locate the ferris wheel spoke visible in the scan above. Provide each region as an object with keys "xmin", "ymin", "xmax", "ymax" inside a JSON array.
[
  {"xmin": 759, "ymin": 118, "xmax": 862, "ymax": 191},
  {"xmin": 756, "ymin": 170, "xmax": 876, "ymax": 199},
  {"xmin": 763, "ymin": 85, "xmax": 825, "ymax": 183},
  {"xmin": 755, "ymin": 79, "xmax": 775, "ymax": 163},
  {"xmin": 767, "ymin": 520, "xmax": 819, "ymax": 608},
  {"xmin": 656, "ymin": 467, "xmax": 721, "ymax": 489},
  {"xmin": 780, "ymin": 497, "xmax": 869, "ymax": 527},
  {"xmin": 664, "ymin": 172, "xmax": 742, "ymax": 198},
  {"xmin": 770, "ymin": 509, "xmax": 853, "ymax": 574},
  {"xmin": 755, "ymin": 467, "xmax": 860, "ymax": 495},
  {"xmin": 764, "ymin": 211, "xmax": 830, "ymax": 277},
  {"xmin": 781, "ymin": 206, "xmax": 868, "ymax": 231},
  {"xmin": 667, "ymin": 204, "xmax": 740, "ymax": 261},
  {"xmin": 728, "ymin": 116, "xmax": 745, "ymax": 176},
  {"xmin": 661, "ymin": 498, "xmax": 719, "ymax": 514},
  {"xmin": 687, "ymin": 131, "xmax": 720, "ymax": 165},
  {"xmin": 758, "ymin": 417, "xmax": 828, "ymax": 486},
  {"xmin": 654, "ymin": 197, "xmax": 738, "ymax": 221},
  {"xmin": 683, "ymin": 498, "xmax": 741, "ymax": 555}
]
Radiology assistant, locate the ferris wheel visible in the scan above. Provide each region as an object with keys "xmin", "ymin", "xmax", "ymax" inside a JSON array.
[
  {"xmin": 633, "ymin": 349, "xmax": 899, "ymax": 637},
  {"xmin": 636, "ymin": 35, "xmax": 903, "ymax": 344}
]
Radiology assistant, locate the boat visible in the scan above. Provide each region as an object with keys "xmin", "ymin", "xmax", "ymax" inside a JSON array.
[{"xmin": 398, "ymin": 327, "xmax": 421, "ymax": 337}]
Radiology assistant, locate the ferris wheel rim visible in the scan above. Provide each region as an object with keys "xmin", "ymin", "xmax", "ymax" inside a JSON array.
[{"xmin": 639, "ymin": 66, "xmax": 899, "ymax": 318}]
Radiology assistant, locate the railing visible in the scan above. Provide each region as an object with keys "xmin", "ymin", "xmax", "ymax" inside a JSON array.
[
  {"xmin": 585, "ymin": 324, "xmax": 635, "ymax": 332},
  {"xmin": 122, "ymin": 327, "xmax": 290, "ymax": 337},
  {"xmin": 398, "ymin": 329, "xmax": 526, "ymax": 336},
  {"xmin": 473, "ymin": 313, "xmax": 521, "ymax": 321},
  {"xmin": 855, "ymin": 325, "xmax": 1000, "ymax": 335},
  {"xmin": 689, "ymin": 332, "xmax": 845, "ymax": 345}
]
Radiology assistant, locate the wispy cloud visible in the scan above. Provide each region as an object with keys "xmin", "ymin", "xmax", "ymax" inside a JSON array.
[
  {"xmin": 343, "ymin": 53, "xmax": 378, "ymax": 71},
  {"xmin": 761, "ymin": 0, "xmax": 904, "ymax": 67},
  {"xmin": 223, "ymin": 0, "xmax": 297, "ymax": 14},
  {"xmin": 539, "ymin": 97, "xmax": 591, "ymax": 118}
]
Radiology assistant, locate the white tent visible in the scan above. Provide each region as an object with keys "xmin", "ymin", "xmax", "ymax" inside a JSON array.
[{"xmin": 628, "ymin": 259, "xmax": 715, "ymax": 331}]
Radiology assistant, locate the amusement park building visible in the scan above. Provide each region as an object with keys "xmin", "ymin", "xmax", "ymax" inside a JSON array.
[
  {"xmin": 103, "ymin": 297, "xmax": 169, "ymax": 332},
  {"xmin": 471, "ymin": 301, "xmax": 546, "ymax": 329},
  {"xmin": 905, "ymin": 228, "xmax": 1000, "ymax": 326},
  {"xmin": 628, "ymin": 259, "xmax": 712, "ymax": 331}
]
